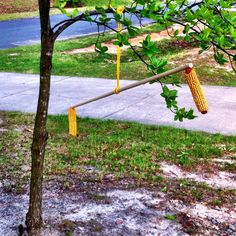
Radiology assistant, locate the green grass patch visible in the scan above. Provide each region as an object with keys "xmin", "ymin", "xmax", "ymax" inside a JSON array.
[
  {"xmin": 1, "ymin": 111, "xmax": 236, "ymax": 181},
  {"xmin": 0, "ymin": 11, "xmax": 39, "ymax": 21},
  {"xmin": 0, "ymin": 0, "xmax": 132, "ymax": 21},
  {"xmin": 49, "ymin": 115, "xmax": 235, "ymax": 176},
  {"xmin": 1, "ymin": 111, "xmax": 236, "ymax": 205},
  {"xmin": 165, "ymin": 214, "xmax": 176, "ymax": 220},
  {"xmin": 0, "ymin": 8, "xmax": 67, "ymax": 21},
  {"xmin": 0, "ymin": 0, "xmax": 38, "ymax": 14}
]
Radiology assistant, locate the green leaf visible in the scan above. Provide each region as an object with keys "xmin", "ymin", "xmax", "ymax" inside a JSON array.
[
  {"xmin": 183, "ymin": 24, "xmax": 190, "ymax": 34},
  {"xmin": 161, "ymin": 86, "xmax": 178, "ymax": 109},
  {"xmin": 95, "ymin": 42, "xmax": 108, "ymax": 54},
  {"xmin": 174, "ymin": 29, "xmax": 179, "ymax": 37},
  {"xmin": 214, "ymin": 51, "xmax": 228, "ymax": 65},
  {"xmin": 122, "ymin": 18, "xmax": 132, "ymax": 27},
  {"xmin": 113, "ymin": 12, "xmax": 122, "ymax": 22},
  {"xmin": 174, "ymin": 108, "xmax": 197, "ymax": 122},
  {"xmin": 72, "ymin": 8, "xmax": 79, "ymax": 17},
  {"xmin": 217, "ymin": 35, "xmax": 225, "ymax": 48},
  {"xmin": 127, "ymin": 26, "xmax": 139, "ymax": 37}
]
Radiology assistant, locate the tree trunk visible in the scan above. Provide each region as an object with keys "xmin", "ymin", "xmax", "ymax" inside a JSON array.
[{"xmin": 26, "ymin": 0, "xmax": 54, "ymax": 234}]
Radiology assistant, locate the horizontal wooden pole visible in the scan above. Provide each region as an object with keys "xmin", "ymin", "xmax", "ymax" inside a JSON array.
[{"xmin": 71, "ymin": 63, "xmax": 193, "ymax": 109}]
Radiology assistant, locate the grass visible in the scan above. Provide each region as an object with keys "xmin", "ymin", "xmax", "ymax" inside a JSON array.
[
  {"xmin": 0, "ymin": 0, "xmax": 38, "ymax": 14},
  {"xmin": 0, "ymin": 9, "xmax": 64, "ymax": 21},
  {"xmin": 0, "ymin": 0, "xmax": 132, "ymax": 21},
  {"xmin": 49, "ymin": 115, "xmax": 236, "ymax": 175},
  {"xmin": 0, "ymin": 23, "xmax": 164, "ymax": 80},
  {"xmin": 1, "ymin": 111, "xmax": 236, "ymax": 180},
  {"xmin": 165, "ymin": 214, "xmax": 177, "ymax": 220},
  {"xmin": 1, "ymin": 111, "xmax": 236, "ymax": 205},
  {"xmin": 0, "ymin": 27, "xmax": 235, "ymax": 86}
]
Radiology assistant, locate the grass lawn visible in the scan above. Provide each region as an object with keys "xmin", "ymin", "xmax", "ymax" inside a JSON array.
[
  {"xmin": 1, "ymin": 111, "xmax": 236, "ymax": 204},
  {"xmin": 0, "ymin": 0, "xmax": 38, "ymax": 14},
  {"xmin": 0, "ymin": 8, "xmax": 64, "ymax": 21},
  {"xmin": 0, "ymin": 0, "xmax": 132, "ymax": 21},
  {"xmin": 0, "ymin": 23, "xmax": 164, "ymax": 80},
  {"xmin": 0, "ymin": 24, "xmax": 235, "ymax": 86}
]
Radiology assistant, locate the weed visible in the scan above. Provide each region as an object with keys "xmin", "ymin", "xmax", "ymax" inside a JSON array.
[
  {"xmin": 207, "ymin": 199, "xmax": 223, "ymax": 207},
  {"xmin": 165, "ymin": 214, "xmax": 176, "ymax": 220},
  {"xmin": 177, "ymin": 151, "xmax": 191, "ymax": 167},
  {"xmin": 59, "ymin": 219, "xmax": 77, "ymax": 235}
]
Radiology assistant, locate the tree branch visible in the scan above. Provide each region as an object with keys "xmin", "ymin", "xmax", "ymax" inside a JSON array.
[{"xmin": 53, "ymin": 9, "xmax": 114, "ymax": 40}]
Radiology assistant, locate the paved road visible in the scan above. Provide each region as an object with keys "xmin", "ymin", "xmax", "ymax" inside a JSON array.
[
  {"xmin": 0, "ymin": 72, "xmax": 236, "ymax": 135},
  {"xmin": 0, "ymin": 14, "xmax": 153, "ymax": 49}
]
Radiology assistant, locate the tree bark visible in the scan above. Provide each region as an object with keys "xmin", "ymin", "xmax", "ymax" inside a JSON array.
[{"xmin": 26, "ymin": 0, "xmax": 54, "ymax": 234}]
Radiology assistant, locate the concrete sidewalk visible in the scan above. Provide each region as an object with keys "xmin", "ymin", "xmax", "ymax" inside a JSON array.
[{"xmin": 0, "ymin": 72, "xmax": 236, "ymax": 135}]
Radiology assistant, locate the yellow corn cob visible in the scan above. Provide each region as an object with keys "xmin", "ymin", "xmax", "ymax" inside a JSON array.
[
  {"xmin": 185, "ymin": 68, "xmax": 208, "ymax": 114},
  {"xmin": 117, "ymin": 6, "xmax": 125, "ymax": 15},
  {"xmin": 68, "ymin": 107, "xmax": 77, "ymax": 136}
]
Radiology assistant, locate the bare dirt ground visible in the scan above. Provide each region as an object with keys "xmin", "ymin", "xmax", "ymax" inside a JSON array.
[
  {"xmin": 0, "ymin": 138, "xmax": 236, "ymax": 236},
  {"xmin": 1, "ymin": 172, "xmax": 236, "ymax": 236},
  {"xmin": 160, "ymin": 161, "xmax": 236, "ymax": 190}
]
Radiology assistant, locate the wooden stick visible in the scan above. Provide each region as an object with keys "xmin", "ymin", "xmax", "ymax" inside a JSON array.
[{"xmin": 71, "ymin": 63, "xmax": 193, "ymax": 109}]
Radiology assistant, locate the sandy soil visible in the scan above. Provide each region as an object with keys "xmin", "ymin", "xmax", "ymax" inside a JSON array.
[
  {"xmin": 160, "ymin": 162, "xmax": 236, "ymax": 190},
  {"xmin": 1, "ymin": 177, "xmax": 236, "ymax": 236}
]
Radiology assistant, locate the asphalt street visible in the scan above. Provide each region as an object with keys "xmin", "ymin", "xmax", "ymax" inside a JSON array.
[
  {"xmin": 0, "ymin": 72, "xmax": 236, "ymax": 135},
  {"xmin": 0, "ymin": 13, "xmax": 153, "ymax": 49}
]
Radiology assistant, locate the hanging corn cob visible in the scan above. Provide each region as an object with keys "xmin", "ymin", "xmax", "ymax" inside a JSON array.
[
  {"xmin": 114, "ymin": 6, "xmax": 124, "ymax": 94},
  {"xmin": 68, "ymin": 6, "xmax": 125, "ymax": 137},
  {"xmin": 68, "ymin": 107, "xmax": 77, "ymax": 136},
  {"xmin": 185, "ymin": 67, "xmax": 208, "ymax": 114},
  {"xmin": 67, "ymin": 64, "xmax": 208, "ymax": 137}
]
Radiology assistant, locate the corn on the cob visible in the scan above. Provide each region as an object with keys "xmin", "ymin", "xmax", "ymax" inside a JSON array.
[
  {"xmin": 185, "ymin": 68, "xmax": 208, "ymax": 114},
  {"xmin": 68, "ymin": 107, "xmax": 77, "ymax": 136},
  {"xmin": 117, "ymin": 6, "xmax": 125, "ymax": 15}
]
